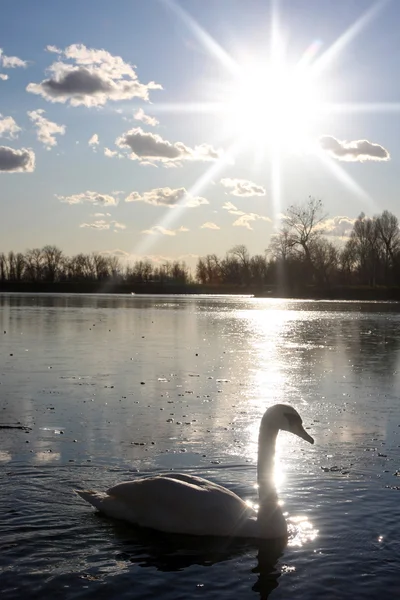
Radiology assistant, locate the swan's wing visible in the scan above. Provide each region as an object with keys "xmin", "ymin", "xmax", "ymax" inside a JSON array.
[{"xmin": 105, "ymin": 475, "xmax": 256, "ymax": 536}]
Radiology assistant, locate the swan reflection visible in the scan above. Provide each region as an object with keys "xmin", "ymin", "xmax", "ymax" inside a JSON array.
[{"xmin": 107, "ymin": 518, "xmax": 287, "ymax": 598}]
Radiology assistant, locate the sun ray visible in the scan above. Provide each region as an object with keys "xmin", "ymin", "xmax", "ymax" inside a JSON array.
[
  {"xmin": 125, "ymin": 0, "xmax": 392, "ymax": 266},
  {"xmin": 131, "ymin": 141, "xmax": 241, "ymax": 257},
  {"xmin": 312, "ymin": 0, "xmax": 390, "ymax": 75},
  {"xmin": 161, "ymin": 0, "xmax": 240, "ymax": 76},
  {"xmin": 315, "ymin": 150, "xmax": 377, "ymax": 211}
]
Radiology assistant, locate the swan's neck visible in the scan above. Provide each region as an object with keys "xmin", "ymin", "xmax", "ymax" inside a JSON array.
[{"xmin": 257, "ymin": 423, "xmax": 278, "ymax": 504}]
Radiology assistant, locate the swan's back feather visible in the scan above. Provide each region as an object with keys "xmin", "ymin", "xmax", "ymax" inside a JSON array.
[{"xmin": 77, "ymin": 474, "xmax": 259, "ymax": 537}]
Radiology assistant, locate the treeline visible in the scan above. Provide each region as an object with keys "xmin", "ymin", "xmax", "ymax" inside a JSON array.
[
  {"xmin": 196, "ymin": 199, "xmax": 400, "ymax": 294},
  {"xmin": 2, "ymin": 199, "xmax": 400, "ymax": 297},
  {"xmin": 0, "ymin": 247, "xmax": 192, "ymax": 286}
]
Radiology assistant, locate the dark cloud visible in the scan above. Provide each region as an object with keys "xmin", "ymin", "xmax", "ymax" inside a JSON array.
[
  {"xmin": 320, "ymin": 135, "xmax": 390, "ymax": 162},
  {"xmin": 27, "ymin": 44, "xmax": 161, "ymax": 107},
  {"xmin": 125, "ymin": 187, "xmax": 208, "ymax": 208},
  {"xmin": 42, "ymin": 67, "xmax": 111, "ymax": 96},
  {"xmin": 116, "ymin": 127, "xmax": 222, "ymax": 165},
  {"xmin": 0, "ymin": 146, "xmax": 35, "ymax": 172}
]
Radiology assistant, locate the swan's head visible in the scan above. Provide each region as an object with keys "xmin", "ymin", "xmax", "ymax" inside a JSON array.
[{"xmin": 261, "ymin": 404, "xmax": 314, "ymax": 444}]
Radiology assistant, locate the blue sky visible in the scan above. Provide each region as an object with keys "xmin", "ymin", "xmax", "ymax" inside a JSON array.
[{"xmin": 0, "ymin": 0, "xmax": 398, "ymax": 268}]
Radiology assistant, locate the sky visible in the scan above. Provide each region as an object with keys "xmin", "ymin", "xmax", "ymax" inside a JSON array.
[{"xmin": 1, "ymin": 0, "xmax": 399, "ymax": 269}]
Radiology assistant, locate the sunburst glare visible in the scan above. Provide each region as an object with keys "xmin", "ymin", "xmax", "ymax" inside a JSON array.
[
  {"xmin": 131, "ymin": 0, "xmax": 394, "ymax": 257},
  {"xmin": 221, "ymin": 59, "xmax": 324, "ymax": 155}
]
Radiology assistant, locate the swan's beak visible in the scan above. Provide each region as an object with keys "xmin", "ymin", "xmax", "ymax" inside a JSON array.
[{"xmin": 297, "ymin": 425, "xmax": 314, "ymax": 444}]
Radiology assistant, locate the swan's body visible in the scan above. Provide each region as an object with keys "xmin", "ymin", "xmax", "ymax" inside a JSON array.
[{"xmin": 77, "ymin": 404, "xmax": 313, "ymax": 539}]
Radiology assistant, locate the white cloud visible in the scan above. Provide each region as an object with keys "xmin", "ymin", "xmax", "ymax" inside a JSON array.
[
  {"xmin": 80, "ymin": 220, "xmax": 110, "ymax": 230},
  {"xmin": 27, "ymin": 109, "xmax": 65, "ymax": 149},
  {"xmin": 222, "ymin": 201, "xmax": 241, "ymax": 213},
  {"xmin": 27, "ymin": 43, "xmax": 162, "ymax": 107},
  {"xmin": 88, "ymin": 133, "xmax": 99, "ymax": 146},
  {"xmin": 0, "ymin": 48, "xmax": 28, "ymax": 69},
  {"xmin": 320, "ymin": 216, "xmax": 356, "ymax": 237},
  {"xmin": 79, "ymin": 219, "xmax": 126, "ymax": 231},
  {"xmin": 125, "ymin": 187, "xmax": 209, "ymax": 208},
  {"xmin": 142, "ymin": 225, "xmax": 189, "ymax": 236},
  {"xmin": 222, "ymin": 201, "xmax": 270, "ymax": 230},
  {"xmin": 56, "ymin": 190, "xmax": 118, "ymax": 206},
  {"xmin": 200, "ymin": 222, "xmax": 220, "ymax": 230},
  {"xmin": 134, "ymin": 108, "xmax": 159, "ymax": 127},
  {"xmin": 104, "ymin": 147, "xmax": 123, "ymax": 158},
  {"xmin": 319, "ymin": 135, "xmax": 390, "ymax": 162},
  {"xmin": 232, "ymin": 214, "xmax": 256, "ymax": 230},
  {"xmin": 0, "ymin": 146, "xmax": 35, "ymax": 172},
  {"xmin": 0, "ymin": 115, "xmax": 21, "ymax": 139},
  {"xmin": 115, "ymin": 127, "xmax": 223, "ymax": 166},
  {"xmin": 46, "ymin": 45, "xmax": 62, "ymax": 54},
  {"xmin": 0, "ymin": 74, "xmax": 8, "ymax": 81},
  {"xmin": 220, "ymin": 178, "xmax": 266, "ymax": 197}
]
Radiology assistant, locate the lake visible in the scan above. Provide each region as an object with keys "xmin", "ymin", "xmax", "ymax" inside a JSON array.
[{"xmin": 1, "ymin": 293, "xmax": 399, "ymax": 599}]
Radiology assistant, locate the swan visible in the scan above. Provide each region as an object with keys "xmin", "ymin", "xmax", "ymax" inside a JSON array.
[{"xmin": 76, "ymin": 404, "xmax": 314, "ymax": 539}]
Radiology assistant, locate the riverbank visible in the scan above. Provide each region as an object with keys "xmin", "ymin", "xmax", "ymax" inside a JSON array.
[{"xmin": 1, "ymin": 281, "xmax": 400, "ymax": 301}]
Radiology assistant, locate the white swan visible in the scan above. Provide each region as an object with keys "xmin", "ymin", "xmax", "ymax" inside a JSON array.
[{"xmin": 76, "ymin": 404, "xmax": 314, "ymax": 539}]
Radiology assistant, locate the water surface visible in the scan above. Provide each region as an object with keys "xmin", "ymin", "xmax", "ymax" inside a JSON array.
[{"xmin": 1, "ymin": 294, "xmax": 399, "ymax": 599}]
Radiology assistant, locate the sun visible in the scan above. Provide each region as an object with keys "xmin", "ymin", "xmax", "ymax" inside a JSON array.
[{"xmin": 223, "ymin": 60, "xmax": 324, "ymax": 155}]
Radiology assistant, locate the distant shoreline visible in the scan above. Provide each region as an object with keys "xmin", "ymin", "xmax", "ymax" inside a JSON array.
[{"xmin": 2, "ymin": 281, "xmax": 400, "ymax": 301}]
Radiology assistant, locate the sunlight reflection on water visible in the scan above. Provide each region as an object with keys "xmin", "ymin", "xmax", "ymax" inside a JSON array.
[{"xmin": 1, "ymin": 295, "xmax": 400, "ymax": 599}]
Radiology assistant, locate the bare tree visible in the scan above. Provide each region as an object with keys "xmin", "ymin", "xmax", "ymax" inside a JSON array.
[
  {"xmin": 24, "ymin": 248, "xmax": 44, "ymax": 281},
  {"xmin": 0, "ymin": 253, "xmax": 6, "ymax": 281},
  {"xmin": 350, "ymin": 213, "xmax": 380, "ymax": 285},
  {"xmin": 196, "ymin": 257, "xmax": 207, "ymax": 284},
  {"xmin": 375, "ymin": 210, "xmax": 400, "ymax": 282},
  {"xmin": 268, "ymin": 228, "xmax": 296, "ymax": 261},
  {"xmin": 284, "ymin": 197, "xmax": 326, "ymax": 266},
  {"xmin": 310, "ymin": 238, "xmax": 339, "ymax": 287},
  {"xmin": 42, "ymin": 245, "xmax": 64, "ymax": 282}
]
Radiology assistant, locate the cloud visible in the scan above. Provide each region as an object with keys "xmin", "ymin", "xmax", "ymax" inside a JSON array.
[
  {"xmin": 88, "ymin": 133, "xmax": 99, "ymax": 147},
  {"xmin": 0, "ymin": 48, "xmax": 28, "ymax": 69},
  {"xmin": 141, "ymin": 225, "xmax": 189, "ymax": 236},
  {"xmin": 27, "ymin": 43, "xmax": 162, "ymax": 107},
  {"xmin": 222, "ymin": 201, "xmax": 241, "ymax": 213},
  {"xmin": 200, "ymin": 222, "xmax": 220, "ymax": 230},
  {"xmin": 80, "ymin": 220, "xmax": 110, "ymax": 230},
  {"xmin": 319, "ymin": 215, "xmax": 356, "ymax": 237},
  {"xmin": 0, "ymin": 115, "xmax": 21, "ymax": 139},
  {"xmin": 134, "ymin": 108, "xmax": 159, "ymax": 127},
  {"xmin": 46, "ymin": 45, "xmax": 62, "ymax": 54},
  {"xmin": 0, "ymin": 74, "xmax": 8, "ymax": 81},
  {"xmin": 220, "ymin": 178, "xmax": 266, "ymax": 197},
  {"xmin": 27, "ymin": 109, "xmax": 65, "ymax": 149},
  {"xmin": 104, "ymin": 147, "xmax": 123, "ymax": 158},
  {"xmin": 56, "ymin": 190, "xmax": 118, "ymax": 206},
  {"xmin": 222, "ymin": 201, "xmax": 270, "ymax": 230},
  {"xmin": 319, "ymin": 135, "xmax": 390, "ymax": 162},
  {"xmin": 79, "ymin": 219, "xmax": 126, "ymax": 231},
  {"xmin": 125, "ymin": 187, "xmax": 209, "ymax": 208},
  {"xmin": 115, "ymin": 127, "xmax": 223, "ymax": 166},
  {"xmin": 0, "ymin": 146, "xmax": 35, "ymax": 172},
  {"xmin": 232, "ymin": 214, "xmax": 257, "ymax": 230}
]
